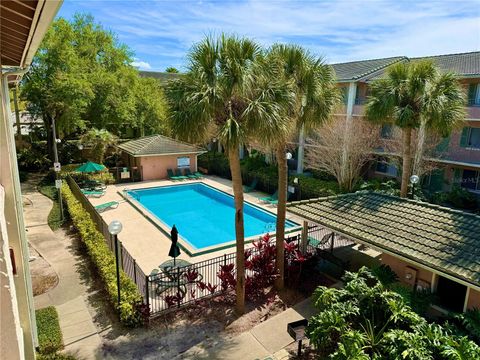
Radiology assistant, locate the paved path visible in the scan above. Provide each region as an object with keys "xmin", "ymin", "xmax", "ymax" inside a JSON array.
[
  {"xmin": 179, "ymin": 297, "xmax": 316, "ymax": 360},
  {"xmin": 23, "ymin": 182, "xmax": 102, "ymax": 360}
]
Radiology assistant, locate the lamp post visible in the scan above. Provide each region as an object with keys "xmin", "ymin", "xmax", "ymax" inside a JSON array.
[
  {"xmin": 293, "ymin": 177, "xmax": 300, "ymax": 201},
  {"xmin": 286, "ymin": 152, "xmax": 292, "ymax": 197},
  {"xmin": 108, "ymin": 220, "xmax": 123, "ymax": 308},
  {"xmin": 51, "ymin": 119, "xmax": 64, "ymax": 221},
  {"xmin": 410, "ymin": 175, "xmax": 420, "ymax": 200}
]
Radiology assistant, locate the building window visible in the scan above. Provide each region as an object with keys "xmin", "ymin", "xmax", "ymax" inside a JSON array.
[
  {"xmin": 461, "ymin": 169, "xmax": 480, "ymax": 191},
  {"xmin": 375, "ymin": 157, "xmax": 398, "ymax": 176},
  {"xmin": 467, "ymin": 83, "xmax": 480, "ymax": 106},
  {"xmin": 177, "ymin": 157, "xmax": 190, "ymax": 168},
  {"xmin": 380, "ymin": 124, "xmax": 393, "ymax": 139},
  {"xmin": 435, "ymin": 276, "xmax": 467, "ymax": 313},
  {"xmin": 460, "ymin": 127, "xmax": 480, "ymax": 149}
]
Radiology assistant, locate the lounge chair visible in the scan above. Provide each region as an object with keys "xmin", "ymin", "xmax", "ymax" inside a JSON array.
[
  {"xmin": 81, "ymin": 189, "xmax": 105, "ymax": 198},
  {"xmin": 268, "ymin": 191, "xmax": 292, "ymax": 205},
  {"xmin": 167, "ymin": 169, "xmax": 183, "ymax": 181},
  {"xmin": 174, "ymin": 169, "xmax": 188, "ymax": 180},
  {"xmin": 243, "ymin": 178, "xmax": 258, "ymax": 193},
  {"xmin": 193, "ymin": 171, "xmax": 204, "ymax": 179},
  {"xmin": 183, "ymin": 168, "xmax": 198, "ymax": 179},
  {"xmin": 84, "ymin": 180, "xmax": 107, "ymax": 190},
  {"xmin": 95, "ymin": 201, "xmax": 119, "ymax": 213},
  {"xmin": 259, "ymin": 190, "xmax": 278, "ymax": 203}
]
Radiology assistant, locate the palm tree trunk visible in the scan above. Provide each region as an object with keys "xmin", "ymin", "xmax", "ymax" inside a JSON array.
[
  {"xmin": 275, "ymin": 145, "xmax": 287, "ymax": 290},
  {"xmin": 400, "ymin": 127, "xmax": 412, "ymax": 197},
  {"xmin": 228, "ymin": 147, "xmax": 245, "ymax": 314}
]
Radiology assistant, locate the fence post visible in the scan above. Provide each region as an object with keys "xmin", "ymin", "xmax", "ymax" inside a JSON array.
[
  {"xmin": 330, "ymin": 233, "xmax": 335, "ymax": 253},
  {"xmin": 145, "ymin": 275, "xmax": 150, "ymax": 312},
  {"xmin": 119, "ymin": 241, "xmax": 124, "ymax": 270},
  {"xmin": 133, "ymin": 259, "xmax": 137, "ymax": 285},
  {"xmin": 223, "ymin": 254, "xmax": 226, "ymax": 267},
  {"xmin": 177, "ymin": 267, "xmax": 181, "ymax": 308}
]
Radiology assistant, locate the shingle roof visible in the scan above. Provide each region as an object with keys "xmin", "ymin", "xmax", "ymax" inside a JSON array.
[
  {"xmin": 117, "ymin": 135, "xmax": 204, "ymax": 157},
  {"xmin": 331, "ymin": 56, "xmax": 406, "ymax": 82},
  {"xmin": 139, "ymin": 71, "xmax": 182, "ymax": 83},
  {"xmin": 287, "ymin": 192, "xmax": 480, "ymax": 288}
]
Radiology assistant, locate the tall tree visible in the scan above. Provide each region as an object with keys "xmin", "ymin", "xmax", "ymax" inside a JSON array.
[
  {"xmin": 165, "ymin": 35, "xmax": 291, "ymax": 313},
  {"xmin": 365, "ymin": 61, "xmax": 465, "ymax": 197},
  {"xmin": 21, "ymin": 13, "xmax": 167, "ymax": 160},
  {"xmin": 80, "ymin": 128, "xmax": 117, "ymax": 163},
  {"xmin": 265, "ymin": 45, "xmax": 337, "ymax": 289}
]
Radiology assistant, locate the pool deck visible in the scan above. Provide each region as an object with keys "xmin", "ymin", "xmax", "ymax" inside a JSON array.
[{"xmin": 86, "ymin": 176, "xmax": 304, "ymax": 276}]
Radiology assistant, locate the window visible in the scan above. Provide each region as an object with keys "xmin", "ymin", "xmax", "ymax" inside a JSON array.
[
  {"xmin": 467, "ymin": 83, "xmax": 480, "ymax": 106},
  {"xmin": 461, "ymin": 169, "xmax": 480, "ymax": 191},
  {"xmin": 460, "ymin": 127, "xmax": 480, "ymax": 149},
  {"xmin": 177, "ymin": 157, "xmax": 190, "ymax": 168},
  {"xmin": 380, "ymin": 125, "xmax": 393, "ymax": 139},
  {"xmin": 375, "ymin": 158, "xmax": 398, "ymax": 176},
  {"xmin": 435, "ymin": 276, "xmax": 467, "ymax": 313}
]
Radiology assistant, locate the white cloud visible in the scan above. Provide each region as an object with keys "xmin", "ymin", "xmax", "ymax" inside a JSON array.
[{"xmin": 131, "ymin": 60, "xmax": 152, "ymax": 70}]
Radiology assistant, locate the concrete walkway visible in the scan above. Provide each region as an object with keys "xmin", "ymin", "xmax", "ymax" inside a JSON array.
[
  {"xmin": 23, "ymin": 182, "xmax": 102, "ymax": 360},
  {"xmin": 179, "ymin": 297, "xmax": 316, "ymax": 360}
]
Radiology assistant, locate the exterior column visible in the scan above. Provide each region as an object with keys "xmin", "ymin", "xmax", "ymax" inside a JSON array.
[
  {"xmin": 296, "ymin": 125, "xmax": 305, "ymax": 174},
  {"xmin": 300, "ymin": 220, "xmax": 308, "ymax": 254},
  {"xmin": 464, "ymin": 286, "xmax": 471, "ymax": 312},
  {"xmin": 341, "ymin": 82, "xmax": 357, "ymax": 182}
]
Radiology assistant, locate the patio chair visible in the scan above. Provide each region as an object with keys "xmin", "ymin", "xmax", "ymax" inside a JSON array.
[
  {"xmin": 81, "ymin": 189, "xmax": 105, "ymax": 198},
  {"xmin": 267, "ymin": 191, "xmax": 292, "ymax": 205},
  {"xmin": 243, "ymin": 178, "xmax": 258, "ymax": 193},
  {"xmin": 259, "ymin": 189, "xmax": 278, "ymax": 203},
  {"xmin": 84, "ymin": 180, "xmax": 107, "ymax": 190},
  {"xmin": 183, "ymin": 168, "xmax": 198, "ymax": 179},
  {"xmin": 193, "ymin": 171, "xmax": 204, "ymax": 179},
  {"xmin": 95, "ymin": 201, "xmax": 119, "ymax": 213},
  {"xmin": 174, "ymin": 169, "xmax": 188, "ymax": 180},
  {"xmin": 167, "ymin": 169, "xmax": 183, "ymax": 181}
]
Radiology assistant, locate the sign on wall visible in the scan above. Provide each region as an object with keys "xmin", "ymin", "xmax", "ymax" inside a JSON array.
[{"xmin": 177, "ymin": 157, "xmax": 190, "ymax": 168}]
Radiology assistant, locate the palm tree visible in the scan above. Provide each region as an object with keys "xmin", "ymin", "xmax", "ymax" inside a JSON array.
[
  {"xmin": 365, "ymin": 60, "xmax": 465, "ymax": 197},
  {"xmin": 80, "ymin": 128, "xmax": 117, "ymax": 163},
  {"xmin": 165, "ymin": 35, "xmax": 292, "ymax": 314},
  {"xmin": 264, "ymin": 45, "xmax": 337, "ymax": 289}
]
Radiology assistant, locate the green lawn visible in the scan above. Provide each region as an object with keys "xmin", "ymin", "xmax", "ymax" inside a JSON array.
[{"xmin": 38, "ymin": 183, "xmax": 64, "ymax": 231}]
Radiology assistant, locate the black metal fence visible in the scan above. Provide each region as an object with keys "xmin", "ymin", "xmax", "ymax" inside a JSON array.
[
  {"xmin": 66, "ymin": 176, "xmax": 354, "ymax": 318},
  {"xmin": 109, "ymin": 166, "xmax": 143, "ymax": 183}
]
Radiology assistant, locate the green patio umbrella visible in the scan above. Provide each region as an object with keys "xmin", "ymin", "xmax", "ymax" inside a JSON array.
[{"xmin": 75, "ymin": 161, "xmax": 106, "ymax": 173}]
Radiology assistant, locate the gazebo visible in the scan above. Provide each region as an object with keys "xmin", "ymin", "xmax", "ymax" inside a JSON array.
[
  {"xmin": 117, "ymin": 135, "xmax": 206, "ymax": 181},
  {"xmin": 287, "ymin": 191, "xmax": 480, "ymax": 313}
]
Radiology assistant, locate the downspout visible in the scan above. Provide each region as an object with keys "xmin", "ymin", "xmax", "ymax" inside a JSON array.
[{"xmin": 1, "ymin": 66, "xmax": 38, "ymax": 351}]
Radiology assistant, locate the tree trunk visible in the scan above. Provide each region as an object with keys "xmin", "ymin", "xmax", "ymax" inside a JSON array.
[
  {"xmin": 228, "ymin": 148, "xmax": 245, "ymax": 314},
  {"xmin": 400, "ymin": 127, "xmax": 413, "ymax": 197},
  {"xmin": 275, "ymin": 145, "xmax": 287, "ymax": 290}
]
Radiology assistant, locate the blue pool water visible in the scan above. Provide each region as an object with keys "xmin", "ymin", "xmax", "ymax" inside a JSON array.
[{"xmin": 127, "ymin": 183, "xmax": 298, "ymax": 250}]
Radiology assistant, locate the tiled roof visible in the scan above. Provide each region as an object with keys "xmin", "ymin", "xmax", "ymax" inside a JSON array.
[
  {"xmin": 337, "ymin": 51, "xmax": 480, "ymax": 82},
  {"xmin": 287, "ymin": 192, "xmax": 480, "ymax": 288},
  {"xmin": 117, "ymin": 135, "xmax": 204, "ymax": 156},
  {"xmin": 413, "ymin": 52, "xmax": 480, "ymax": 77},
  {"xmin": 331, "ymin": 57, "xmax": 406, "ymax": 81},
  {"xmin": 139, "ymin": 71, "xmax": 182, "ymax": 83}
]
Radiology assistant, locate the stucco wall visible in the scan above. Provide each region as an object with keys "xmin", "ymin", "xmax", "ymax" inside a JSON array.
[
  {"xmin": 381, "ymin": 253, "xmax": 434, "ymax": 289},
  {"xmin": 467, "ymin": 288, "xmax": 480, "ymax": 310},
  {"xmin": 137, "ymin": 154, "xmax": 198, "ymax": 181}
]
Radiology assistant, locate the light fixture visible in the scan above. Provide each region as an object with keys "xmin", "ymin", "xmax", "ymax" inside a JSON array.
[
  {"xmin": 409, "ymin": 175, "xmax": 419, "ymax": 184},
  {"xmin": 108, "ymin": 220, "xmax": 123, "ymax": 235},
  {"xmin": 293, "ymin": 177, "xmax": 299, "ymax": 184},
  {"xmin": 286, "ymin": 152, "xmax": 293, "ymax": 160},
  {"xmin": 55, "ymin": 138, "xmax": 61, "ymax": 144},
  {"xmin": 78, "ymin": 144, "xmax": 84, "ymax": 150}
]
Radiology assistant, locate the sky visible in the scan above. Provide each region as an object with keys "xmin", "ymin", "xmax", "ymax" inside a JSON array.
[{"xmin": 57, "ymin": 0, "xmax": 480, "ymax": 72}]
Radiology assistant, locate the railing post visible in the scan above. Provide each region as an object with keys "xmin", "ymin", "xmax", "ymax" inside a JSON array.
[
  {"xmin": 145, "ymin": 275, "xmax": 150, "ymax": 313},
  {"xmin": 177, "ymin": 267, "xmax": 181, "ymax": 308},
  {"xmin": 119, "ymin": 241, "xmax": 124, "ymax": 270},
  {"xmin": 223, "ymin": 254, "xmax": 226, "ymax": 267}
]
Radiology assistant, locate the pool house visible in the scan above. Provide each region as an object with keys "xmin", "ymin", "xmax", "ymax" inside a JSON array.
[
  {"xmin": 117, "ymin": 134, "xmax": 205, "ymax": 181},
  {"xmin": 287, "ymin": 191, "xmax": 480, "ymax": 313}
]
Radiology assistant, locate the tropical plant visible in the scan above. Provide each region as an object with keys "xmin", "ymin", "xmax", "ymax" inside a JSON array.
[
  {"xmin": 365, "ymin": 60, "xmax": 465, "ymax": 197},
  {"xmin": 165, "ymin": 67, "xmax": 179, "ymax": 73},
  {"xmin": 307, "ymin": 267, "xmax": 480, "ymax": 359},
  {"xmin": 165, "ymin": 35, "xmax": 292, "ymax": 314},
  {"xmin": 79, "ymin": 128, "xmax": 117, "ymax": 163},
  {"xmin": 264, "ymin": 44, "xmax": 338, "ymax": 289}
]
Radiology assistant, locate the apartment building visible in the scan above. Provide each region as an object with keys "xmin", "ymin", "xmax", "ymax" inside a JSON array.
[
  {"xmin": 298, "ymin": 51, "xmax": 480, "ymax": 194},
  {"xmin": 1, "ymin": 2, "xmax": 63, "ymax": 359}
]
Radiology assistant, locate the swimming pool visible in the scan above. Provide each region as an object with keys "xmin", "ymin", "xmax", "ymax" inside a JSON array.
[{"xmin": 126, "ymin": 183, "xmax": 298, "ymax": 252}]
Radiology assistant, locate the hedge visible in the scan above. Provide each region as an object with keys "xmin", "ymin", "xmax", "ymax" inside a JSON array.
[
  {"xmin": 35, "ymin": 307, "xmax": 63, "ymax": 354},
  {"xmin": 61, "ymin": 184, "xmax": 143, "ymax": 326}
]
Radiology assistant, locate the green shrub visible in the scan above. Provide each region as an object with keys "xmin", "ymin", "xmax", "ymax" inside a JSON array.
[
  {"xmin": 198, "ymin": 151, "xmax": 231, "ymax": 178},
  {"xmin": 38, "ymin": 184, "xmax": 64, "ymax": 231},
  {"xmin": 35, "ymin": 307, "xmax": 63, "ymax": 354},
  {"xmin": 292, "ymin": 175, "xmax": 340, "ymax": 199},
  {"xmin": 372, "ymin": 264, "xmax": 399, "ymax": 287},
  {"xmin": 56, "ymin": 164, "xmax": 115, "ymax": 185},
  {"xmin": 445, "ymin": 186, "xmax": 478, "ymax": 210},
  {"xmin": 37, "ymin": 353, "xmax": 77, "ymax": 360},
  {"xmin": 61, "ymin": 184, "xmax": 143, "ymax": 326},
  {"xmin": 449, "ymin": 308, "xmax": 480, "ymax": 344}
]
